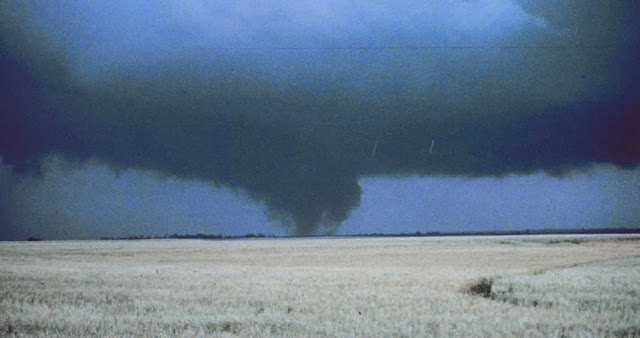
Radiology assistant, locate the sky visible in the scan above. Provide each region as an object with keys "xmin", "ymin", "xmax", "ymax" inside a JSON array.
[{"xmin": 1, "ymin": 1, "xmax": 639, "ymax": 239}]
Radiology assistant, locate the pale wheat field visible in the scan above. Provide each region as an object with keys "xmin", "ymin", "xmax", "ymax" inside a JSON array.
[{"xmin": 1, "ymin": 235, "xmax": 639, "ymax": 337}]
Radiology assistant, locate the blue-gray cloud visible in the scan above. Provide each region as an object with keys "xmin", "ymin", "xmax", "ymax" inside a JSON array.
[{"xmin": 1, "ymin": 1, "xmax": 638, "ymax": 235}]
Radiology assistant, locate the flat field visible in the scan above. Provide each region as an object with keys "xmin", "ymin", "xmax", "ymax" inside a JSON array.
[{"xmin": 1, "ymin": 235, "xmax": 639, "ymax": 337}]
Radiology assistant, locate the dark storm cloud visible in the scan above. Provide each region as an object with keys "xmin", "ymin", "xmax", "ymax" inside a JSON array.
[{"xmin": 1, "ymin": 1, "xmax": 639, "ymax": 235}]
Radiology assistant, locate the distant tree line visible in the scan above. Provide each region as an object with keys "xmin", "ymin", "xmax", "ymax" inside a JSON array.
[
  {"xmin": 349, "ymin": 228, "xmax": 640, "ymax": 237},
  {"xmin": 100, "ymin": 233, "xmax": 270, "ymax": 241},
  {"xmin": 19, "ymin": 227, "xmax": 638, "ymax": 241},
  {"xmin": 96, "ymin": 227, "xmax": 640, "ymax": 241}
]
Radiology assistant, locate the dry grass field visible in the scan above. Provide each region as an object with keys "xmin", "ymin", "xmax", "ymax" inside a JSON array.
[{"xmin": 1, "ymin": 234, "xmax": 639, "ymax": 337}]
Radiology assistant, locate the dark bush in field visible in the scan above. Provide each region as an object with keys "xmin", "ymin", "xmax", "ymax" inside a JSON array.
[{"xmin": 466, "ymin": 278, "xmax": 493, "ymax": 298}]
